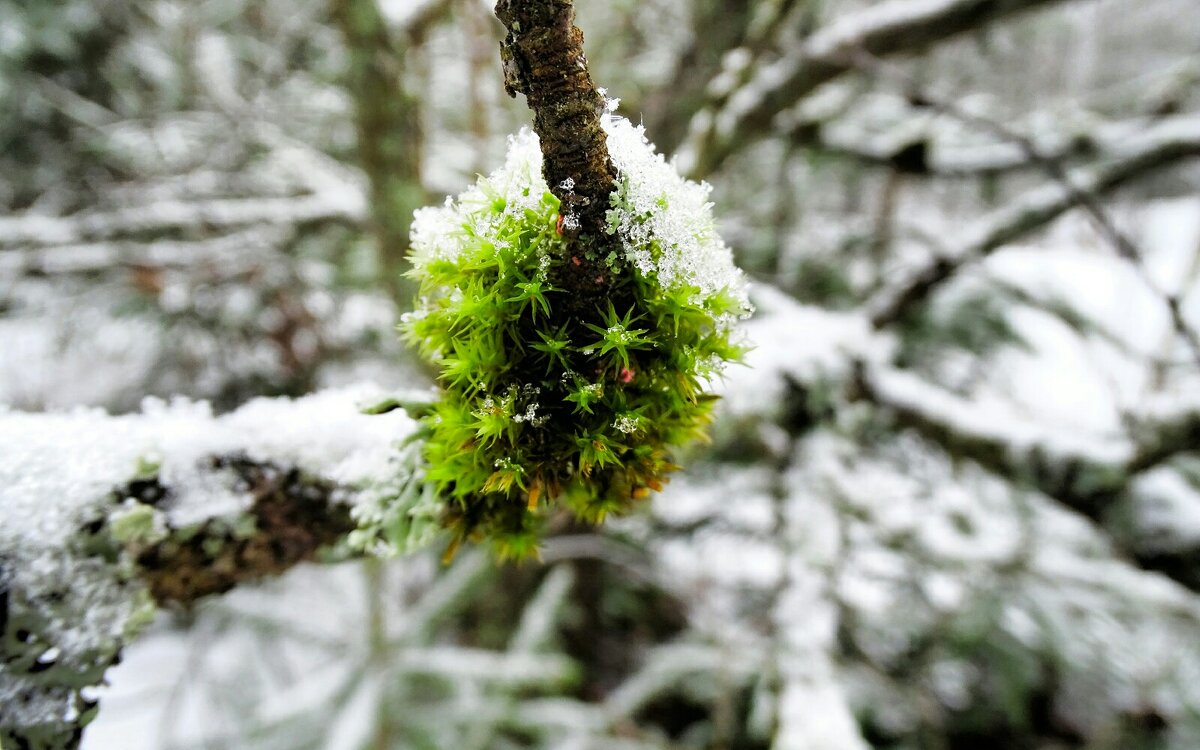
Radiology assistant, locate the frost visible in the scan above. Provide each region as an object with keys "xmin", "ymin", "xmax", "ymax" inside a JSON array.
[{"xmin": 612, "ymin": 414, "xmax": 640, "ymax": 434}]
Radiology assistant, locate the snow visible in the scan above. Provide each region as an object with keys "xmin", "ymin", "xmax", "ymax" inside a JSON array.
[
  {"xmin": 0, "ymin": 386, "xmax": 418, "ymax": 731},
  {"xmin": 1133, "ymin": 468, "xmax": 1200, "ymax": 553},
  {"xmin": 867, "ymin": 363, "xmax": 1132, "ymax": 466},
  {"xmin": 411, "ymin": 116, "xmax": 752, "ymax": 319},
  {"xmin": 602, "ymin": 115, "xmax": 752, "ymax": 313},
  {"xmin": 0, "ymin": 192, "xmax": 364, "ymax": 247},
  {"xmin": 717, "ymin": 284, "xmax": 889, "ymax": 421}
]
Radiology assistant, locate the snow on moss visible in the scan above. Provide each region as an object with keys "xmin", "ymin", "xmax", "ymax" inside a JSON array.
[
  {"xmin": 410, "ymin": 115, "xmax": 752, "ymax": 321},
  {"xmin": 602, "ymin": 115, "xmax": 750, "ymax": 313},
  {"xmin": 400, "ymin": 112, "xmax": 754, "ymax": 557}
]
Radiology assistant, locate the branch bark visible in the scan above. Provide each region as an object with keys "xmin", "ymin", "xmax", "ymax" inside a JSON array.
[
  {"xmin": 493, "ymin": 0, "xmax": 615, "ymax": 240},
  {"xmin": 132, "ymin": 455, "xmax": 356, "ymax": 606}
]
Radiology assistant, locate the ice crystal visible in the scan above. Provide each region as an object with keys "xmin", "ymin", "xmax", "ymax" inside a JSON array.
[{"xmin": 613, "ymin": 414, "xmax": 641, "ymax": 434}]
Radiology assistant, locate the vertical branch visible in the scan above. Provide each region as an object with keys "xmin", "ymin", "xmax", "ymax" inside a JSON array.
[
  {"xmin": 364, "ymin": 558, "xmax": 393, "ymax": 750},
  {"xmin": 493, "ymin": 0, "xmax": 615, "ymax": 241},
  {"xmin": 331, "ymin": 0, "xmax": 427, "ymax": 299},
  {"xmin": 464, "ymin": 0, "xmax": 496, "ymax": 175}
]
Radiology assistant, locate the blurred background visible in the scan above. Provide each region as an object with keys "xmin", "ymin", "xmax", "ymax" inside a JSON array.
[{"xmin": 3, "ymin": 0, "xmax": 1200, "ymax": 747}]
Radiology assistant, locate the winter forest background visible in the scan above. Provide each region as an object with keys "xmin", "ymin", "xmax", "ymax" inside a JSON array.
[{"xmin": 3, "ymin": 0, "xmax": 1200, "ymax": 748}]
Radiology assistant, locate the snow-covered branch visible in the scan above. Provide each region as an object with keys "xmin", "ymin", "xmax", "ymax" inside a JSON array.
[
  {"xmin": 791, "ymin": 108, "xmax": 1189, "ymax": 179},
  {"xmin": 0, "ymin": 192, "xmax": 365, "ymax": 250},
  {"xmin": 0, "ymin": 226, "xmax": 291, "ymax": 277},
  {"xmin": 727, "ymin": 286, "xmax": 1200, "ymax": 593},
  {"xmin": 856, "ymin": 364, "xmax": 1200, "ymax": 588},
  {"xmin": 677, "ymin": 0, "xmax": 1079, "ymax": 176},
  {"xmin": 0, "ymin": 387, "xmax": 418, "ymax": 748},
  {"xmin": 868, "ymin": 115, "xmax": 1200, "ymax": 328}
]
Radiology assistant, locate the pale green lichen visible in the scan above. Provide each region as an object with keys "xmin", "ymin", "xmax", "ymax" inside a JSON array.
[{"xmin": 108, "ymin": 501, "xmax": 169, "ymax": 547}]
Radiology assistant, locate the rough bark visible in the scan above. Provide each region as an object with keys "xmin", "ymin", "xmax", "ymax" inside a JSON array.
[
  {"xmin": 493, "ymin": 0, "xmax": 615, "ymax": 240},
  {"xmin": 133, "ymin": 455, "xmax": 356, "ymax": 606}
]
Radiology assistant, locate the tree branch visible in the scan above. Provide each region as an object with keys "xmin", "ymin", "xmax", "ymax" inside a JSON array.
[
  {"xmin": 854, "ymin": 362, "xmax": 1200, "ymax": 590},
  {"xmin": 0, "ymin": 192, "xmax": 364, "ymax": 249},
  {"xmin": 676, "ymin": 0, "xmax": 1081, "ymax": 177},
  {"xmin": 785, "ymin": 108, "xmax": 1184, "ymax": 179},
  {"xmin": 0, "ymin": 387, "xmax": 420, "ymax": 748},
  {"xmin": 867, "ymin": 115, "xmax": 1200, "ymax": 328},
  {"xmin": 493, "ymin": 0, "xmax": 615, "ymax": 239},
  {"xmin": 132, "ymin": 455, "xmax": 356, "ymax": 606}
]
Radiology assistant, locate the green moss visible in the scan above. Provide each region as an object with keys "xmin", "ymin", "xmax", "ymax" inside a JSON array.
[{"xmin": 401, "ymin": 184, "xmax": 748, "ymax": 559}]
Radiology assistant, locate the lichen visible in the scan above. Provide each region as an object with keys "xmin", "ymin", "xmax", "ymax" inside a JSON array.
[{"xmin": 0, "ymin": 387, "xmax": 415, "ymax": 744}]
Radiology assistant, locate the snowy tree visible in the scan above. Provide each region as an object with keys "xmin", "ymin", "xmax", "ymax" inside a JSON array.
[{"xmin": 3, "ymin": 0, "xmax": 1200, "ymax": 749}]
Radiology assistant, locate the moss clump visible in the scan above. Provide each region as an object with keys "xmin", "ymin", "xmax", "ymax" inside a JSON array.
[{"xmin": 400, "ymin": 124, "xmax": 751, "ymax": 559}]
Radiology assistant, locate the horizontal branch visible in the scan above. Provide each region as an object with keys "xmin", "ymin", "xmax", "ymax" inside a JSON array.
[
  {"xmin": 855, "ymin": 363, "xmax": 1200, "ymax": 588},
  {"xmin": 0, "ymin": 191, "xmax": 365, "ymax": 249},
  {"xmin": 132, "ymin": 455, "xmax": 356, "ymax": 606},
  {"xmin": 791, "ymin": 108, "xmax": 1184, "ymax": 179},
  {"xmin": 0, "ymin": 226, "xmax": 293, "ymax": 277},
  {"xmin": 868, "ymin": 115, "xmax": 1200, "ymax": 328},
  {"xmin": 677, "ymin": 0, "xmax": 1078, "ymax": 176},
  {"xmin": 0, "ymin": 387, "xmax": 420, "ymax": 748}
]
